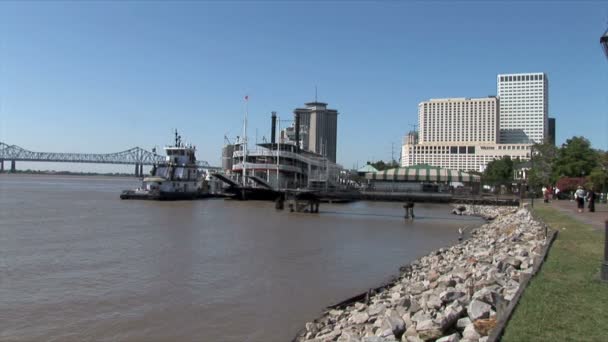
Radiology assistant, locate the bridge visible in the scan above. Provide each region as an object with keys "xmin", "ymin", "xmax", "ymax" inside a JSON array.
[{"xmin": 0, "ymin": 142, "xmax": 216, "ymax": 176}]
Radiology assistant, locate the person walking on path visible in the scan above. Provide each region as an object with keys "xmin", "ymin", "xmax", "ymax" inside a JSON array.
[
  {"xmin": 587, "ymin": 189, "xmax": 596, "ymax": 212},
  {"xmin": 542, "ymin": 186, "xmax": 548, "ymax": 203},
  {"xmin": 575, "ymin": 186, "xmax": 586, "ymax": 213}
]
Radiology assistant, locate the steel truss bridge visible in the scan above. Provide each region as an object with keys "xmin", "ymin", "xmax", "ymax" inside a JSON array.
[{"xmin": 0, "ymin": 142, "xmax": 217, "ymax": 176}]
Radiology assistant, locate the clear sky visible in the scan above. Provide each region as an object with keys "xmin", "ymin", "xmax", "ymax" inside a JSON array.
[{"xmin": 1, "ymin": 1, "xmax": 607, "ymax": 171}]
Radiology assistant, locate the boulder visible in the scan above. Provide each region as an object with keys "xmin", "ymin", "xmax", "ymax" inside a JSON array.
[
  {"xmin": 306, "ymin": 322, "xmax": 318, "ymax": 334},
  {"xmin": 351, "ymin": 312, "xmax": 370, "ymax": 325},
  {"xmin": 411, "ymin": 310, "xmax": 431, "ymax": 323},
  {"xmin": 337, "ymin": 331, "xmax": 362, "ymax": 342},
  {"xmin": 473, "ymin": 318, "xmax": 497, "ymax": 336},
  {"xmin": 467, "ymin": 300, "xmax": 491, "ymax": 320},
  {"xmin": 368, "ymin": 303, "xmax": 387, "ymax": 316},
  {"xmin": 382, "ymin": 309, "xmax": 406, "ymax": 338},
  {"xmin": 440, "ymin": 289, "xmax": 466, "ymax": 303},
  {"xmin": 416, "ymin": 320, "xmax": 443, "ymax": 341},
  {"xmin": 462, "ymin": 324, "xmax": 480, "ymax": 340},
  {"xmin": 436, "ymin": 333, "xmax": 461, "ymax": 342},
  {"xmin": 355, "ymin": 302, "xmax": 367, "ymax": 312},
  {"xmin": 426, "ymin": 295, "xmax": 443, "ymax": 310},
  {"xmin": 409, "ymin": 283, "xmax": 427, "ymax": 295},
  {"xmin": 456, "ymin": 317, "xmax": 472, "ymax": 330}
]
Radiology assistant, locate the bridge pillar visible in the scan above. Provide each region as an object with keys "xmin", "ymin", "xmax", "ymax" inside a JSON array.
[
  {"xmin": 10, "ymin": 160, "xmax": 16, "ymax": 173},
  {"xmin": 0, "ymin": 159, "xmax": 3, "ymax": 172},
  {"xmin": 134, "ymin": 164, "xmax": 139, "ymax": 177},
  {"xmin": 139, "ymin": 164, "xmax": 143, "ymax": 177}
]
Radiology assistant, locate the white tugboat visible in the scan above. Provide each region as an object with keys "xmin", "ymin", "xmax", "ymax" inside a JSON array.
[{"xmin": 120, "ymin": 131, "xmax": 208, "ymax": 200}]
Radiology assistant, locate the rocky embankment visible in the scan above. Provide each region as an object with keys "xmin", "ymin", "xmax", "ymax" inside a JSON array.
[{"xmin": 295, "ymin": 206, "xmax": 548, "ymax": 342}]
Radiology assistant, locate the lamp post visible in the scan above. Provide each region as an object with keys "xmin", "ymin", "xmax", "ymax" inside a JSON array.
[
  {"xmin": 600, "ymin": 28, "xmax": 608, "ymax": 282},
  {"xmin": 529, "ymin": 145, "xmax": 535, "ymax": 208},
  {"xmin": 601, "ymin": 29, "xmax": 608, "ymax": 59}
]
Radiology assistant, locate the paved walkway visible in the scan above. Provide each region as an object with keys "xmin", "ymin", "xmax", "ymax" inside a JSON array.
[{"xmin": 532, "ymin": 198, "xmax": 608, "ymax": 230}]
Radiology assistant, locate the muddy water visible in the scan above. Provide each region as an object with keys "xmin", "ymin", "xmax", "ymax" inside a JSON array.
[{"xmin": 0, "ymin": 174, "xmax": 483, "ymax": 341}]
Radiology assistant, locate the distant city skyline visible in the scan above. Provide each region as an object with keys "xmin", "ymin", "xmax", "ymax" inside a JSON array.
[{"xmin": 1, "ymin": 1, "xmax": 607, "ymax": 172}]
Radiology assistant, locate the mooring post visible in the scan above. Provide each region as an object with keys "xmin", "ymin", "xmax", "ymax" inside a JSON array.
[
  {"xmin": 403, "ymin": 202, "xmax": 415, "ymax": 219},
  {"xmin": 275, "ymin": 196, "xmax": 284, "ymax": 210},
  {"xmin": 602, "ymin": 220, "xmax": 608, "ymax": 282}
]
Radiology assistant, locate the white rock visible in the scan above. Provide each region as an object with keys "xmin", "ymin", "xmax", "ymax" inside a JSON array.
[
  {"xmin": 351, "ymin": 312, "xmax": 370, "ymax": 324},
  {"xmin": 463, "ymin": 324, "xmax": 481, "ymax": 340},
  {"xmin": 467, "ymin": 300, "xmax": 491, "ymax": 320},
  {"xmin": 436, "ymin": 333, "xmax": 461, "ymax": 342}
]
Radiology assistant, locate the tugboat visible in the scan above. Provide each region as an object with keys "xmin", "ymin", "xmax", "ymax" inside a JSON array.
[{"xmin": 120, "ymin": 131, "xmax": 207, "ymax": 200}]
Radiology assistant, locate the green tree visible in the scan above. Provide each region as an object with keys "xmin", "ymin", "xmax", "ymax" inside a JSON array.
[
  {"xmin": 553, "ymin": 137, "xmax": 598, "ymax": 178},
  {"xmin": 367, "ymin": 160, "xmax": 399, "ymax": 171},
  {"xmin": 483, "ymin": 156, "xmax": 514, "ymax": 186},
  {"xmin": 527, "ymin": 142, "xmax": 558, "ymax": 189},
  {"xmin": 587, "ymin": 150, "xmax": 608, "ymax": 192}
]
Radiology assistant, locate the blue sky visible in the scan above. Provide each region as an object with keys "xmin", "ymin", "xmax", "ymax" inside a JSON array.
[{"xmin": 1, "ymin": 1, "xmax": 607, "ymax": 171}]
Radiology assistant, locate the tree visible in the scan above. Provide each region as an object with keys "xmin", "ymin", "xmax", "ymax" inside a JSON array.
[
  {"xmin": 367, "ymin": 160, "xmax": 399, "ymax": 171},
  {"xmin": 553, "ymin": 137, "xmax": 598, "ymax": 178},
  {"xmin": 527, "ymin": 142, "xmax": 558, "ymax": 189},
  {"xmin": 483, "ymin": 156, "xmax": 514, "ymax": 186}
]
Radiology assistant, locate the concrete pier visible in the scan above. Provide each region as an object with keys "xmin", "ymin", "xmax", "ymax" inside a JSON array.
[
  {"xmin": 10, "ymin": 160, "xmax": 16, "ymax": 173},
  {"xmin": 0, "ymin": 159, "xmax": 3, "ymax": 172}
]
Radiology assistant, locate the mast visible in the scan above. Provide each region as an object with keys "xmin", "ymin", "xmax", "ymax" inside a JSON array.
[
  {"xmin": 242, "ymin": 95, "xmax": 249, "ymax": 185},
  {"xmin": 277, "ymin": 115, "xmax": 280, "ymax": 190}
]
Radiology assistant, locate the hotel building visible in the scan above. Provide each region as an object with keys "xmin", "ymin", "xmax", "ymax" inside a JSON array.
[{"xmin": 402, "ymin": 96, "xmax": 531, "ymax": 172}]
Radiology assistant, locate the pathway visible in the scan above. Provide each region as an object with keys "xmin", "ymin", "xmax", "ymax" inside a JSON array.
[{"xmin": 533, "ymin": 198, "xmax": 608, "ymax": 230}]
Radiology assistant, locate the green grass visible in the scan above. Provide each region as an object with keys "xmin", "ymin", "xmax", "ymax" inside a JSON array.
[{"xmin": 502, "ymin": 206, "xmax": 608, "ymax": 342}]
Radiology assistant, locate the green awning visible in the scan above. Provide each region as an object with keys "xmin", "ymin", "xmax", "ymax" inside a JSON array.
[{"xmin": 365, "ymin": 165, "xmax": 480, "ymax": 183}]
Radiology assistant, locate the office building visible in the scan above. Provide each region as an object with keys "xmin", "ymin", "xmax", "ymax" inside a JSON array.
[
  {"xmin": 293, "ymin": 102, "xmax": 339, "ymax": 162},
  {"xmin": 497, "ymin": 72, "xmax": 548, "ymax": 144}
]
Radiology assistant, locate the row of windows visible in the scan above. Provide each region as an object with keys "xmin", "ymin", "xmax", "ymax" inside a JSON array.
[{"xmin": 500, "ymin": 74, "xmax": 544, "ymax": 82}]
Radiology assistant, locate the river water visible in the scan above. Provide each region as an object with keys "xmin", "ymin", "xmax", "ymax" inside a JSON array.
[{"xmin": 0, "ymin": 174, "xmax": 483, "ymax": 341}]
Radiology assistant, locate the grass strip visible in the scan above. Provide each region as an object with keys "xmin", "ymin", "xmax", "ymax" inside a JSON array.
[{"xmin": 502, "ymin": 206, "xmax": 608, "ymax": 341}]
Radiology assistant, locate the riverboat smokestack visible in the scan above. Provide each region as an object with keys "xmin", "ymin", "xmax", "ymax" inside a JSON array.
[
  {"xmin": 294, "ymin": 112, "xmax": 300, "ymax": 152},
  {"xmin": 271, "ymin": 111, "xmax": 277, "ymax": 144}
]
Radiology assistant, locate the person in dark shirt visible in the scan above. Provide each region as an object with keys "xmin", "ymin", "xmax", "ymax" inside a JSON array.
[{"xmin": 587, "ymin": 189, "xmax": 597, "ymax": 213}]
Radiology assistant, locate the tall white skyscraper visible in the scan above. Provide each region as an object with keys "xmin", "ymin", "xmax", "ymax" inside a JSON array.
[{"xmin": 497, "ymin": 72, "xmax": 548, "ymax": 144}]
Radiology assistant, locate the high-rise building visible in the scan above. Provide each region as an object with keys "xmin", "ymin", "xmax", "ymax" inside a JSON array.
[
  {"xmin": 418, "ymin": 97, "xmax": 499, "ymax": 144},
  {"xmin": 402, "ymin": 96, "xmax": 530, "ymax": 172},
  {"xmin": 497, "ymin": 72, "xmax": 548, "ymax": 144},
  {"xmin": 548, "ymin": 117, "xmax": 556, "ymax": 146},
  {"xmin": 294, "ymin": 102, "xmax": 339, "ymax": 162}
]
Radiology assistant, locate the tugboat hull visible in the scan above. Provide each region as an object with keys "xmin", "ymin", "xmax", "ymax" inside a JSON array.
[
  {"xmin": 120, "ymin": 190, "xmax": 213, "ymax": 201},
  {"xmin": 224, "ymin": 187, "xmax": 282, "ymax": 201}
]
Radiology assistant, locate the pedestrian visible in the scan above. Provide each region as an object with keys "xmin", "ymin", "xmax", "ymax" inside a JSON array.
[
  {"xmin": 555, "ymin": 187, "xmax": 560, "ymax": 200},
  {"xmin": 587, "ymin": 188, "xmax": 596, "ymax": 213},
  {"xmin": 542, "ymin": 186, "xmax": 548, "ymax": 203},
  {"xmin": 575, "ymin": 186, "xmax": 586, "ymax": 213}
]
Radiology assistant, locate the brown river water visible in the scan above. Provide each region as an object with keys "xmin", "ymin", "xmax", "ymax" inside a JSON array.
[{"xmin": 0, "ymin": 174, "xmax": 483, "ymax": 342}]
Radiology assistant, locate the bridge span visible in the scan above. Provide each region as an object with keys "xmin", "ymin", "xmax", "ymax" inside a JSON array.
[{"xmin": 0, "ymin": 142, "xmax": 217, "ymax": 176}]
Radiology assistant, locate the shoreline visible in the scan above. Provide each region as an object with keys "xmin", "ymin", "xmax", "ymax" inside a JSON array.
[{"xmin": 294, "ymin": 205, "xmax": 552, "ymax": 342}]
